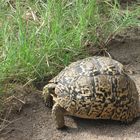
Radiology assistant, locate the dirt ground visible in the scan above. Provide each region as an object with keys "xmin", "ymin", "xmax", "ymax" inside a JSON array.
[{"xmin": 0, "ymin": 28, "xmax": 140, "ymax": 140}]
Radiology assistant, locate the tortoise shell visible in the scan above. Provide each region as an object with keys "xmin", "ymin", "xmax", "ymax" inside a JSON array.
[{"xmin": 43, "ymin": 56, "xmax": 139, "ymax": 128}]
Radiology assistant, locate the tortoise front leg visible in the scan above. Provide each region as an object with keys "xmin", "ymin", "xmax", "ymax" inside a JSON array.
[
  {"xmin": 42, "ymin": 83, "xmax": 56, "ymax": 108},
  {"xmin": 52, "ymin": 103, "xmax": 66, "ymax": 129}
]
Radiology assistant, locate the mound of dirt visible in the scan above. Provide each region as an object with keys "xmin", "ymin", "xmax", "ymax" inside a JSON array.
[{"xmin": 0, "ymin": 28, "xmax": 140, "ymax": 140}]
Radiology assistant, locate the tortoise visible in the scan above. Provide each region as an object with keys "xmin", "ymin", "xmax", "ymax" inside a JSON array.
[{"xmin": 42, "ymin": 56, "xmax": 139, "ymax": 129}]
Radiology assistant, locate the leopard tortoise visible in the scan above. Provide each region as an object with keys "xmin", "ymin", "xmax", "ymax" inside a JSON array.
[{"xmin": 43, "ymin": 56, "xmax": 139, "ymax": 129}]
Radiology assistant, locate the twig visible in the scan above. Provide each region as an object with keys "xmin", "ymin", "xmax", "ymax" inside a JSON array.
[
  {"xmin": 23, "ymin": 78, "xmax": 36, "ymax": 87},
  {"xmin": 1, "ymin": 127, "xmax": 23, "ymax": 136},
  {"xmin": 0, "ymin": 117, "xmax": 22, "ymax": 133},
  {"xmin": 4, "ymin": 95, "xmax": 25, "ymax": 105},
  {"xmin": 104, "ymin": 49, "xmax": 112, "ymax": 58},
  {"xmin": 13, "ymin": 96, "xmax": 25, "ymax": 104},
  {"xmin": 0, "ymin": 118, "xmax": 11, "ymax": 123},
  {"xmin": 0, "ymin": 107, "xmax": 12, "ymax": 131}
]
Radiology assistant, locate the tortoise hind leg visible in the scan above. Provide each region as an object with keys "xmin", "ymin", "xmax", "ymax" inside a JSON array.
[
  {"xmin": 52, "ymin": 103, "xmax": 66, "ymax": 129},
  {"xmin": 42, "ymin": 83, "xmax": 56, "ymax": 108}
]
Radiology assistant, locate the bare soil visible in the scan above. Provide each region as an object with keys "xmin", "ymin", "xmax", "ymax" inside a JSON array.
[{"xmin": 0, "ymin": 28, "xmax": 140, "ymax": 140}]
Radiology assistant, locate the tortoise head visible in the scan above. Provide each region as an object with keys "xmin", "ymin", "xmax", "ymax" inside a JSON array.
[{"xmin": 42, "ymin": 83, "xmax": 56, "ymax": 108}]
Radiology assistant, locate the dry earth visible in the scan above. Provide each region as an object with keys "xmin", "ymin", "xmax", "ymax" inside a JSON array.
[{"xmin": 0, "ymin": 28, "xmax": 140, "ymax": 140}]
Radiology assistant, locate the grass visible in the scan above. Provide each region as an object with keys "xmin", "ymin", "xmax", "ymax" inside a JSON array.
[{"xmin": 0, "ymin": 0, "xmax": 140, "ymax": 96}]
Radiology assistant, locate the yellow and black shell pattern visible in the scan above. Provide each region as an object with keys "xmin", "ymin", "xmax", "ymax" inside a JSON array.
[{"xmin": 50, "ymin": 56, "xmax": 139, "ymax": 122}]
